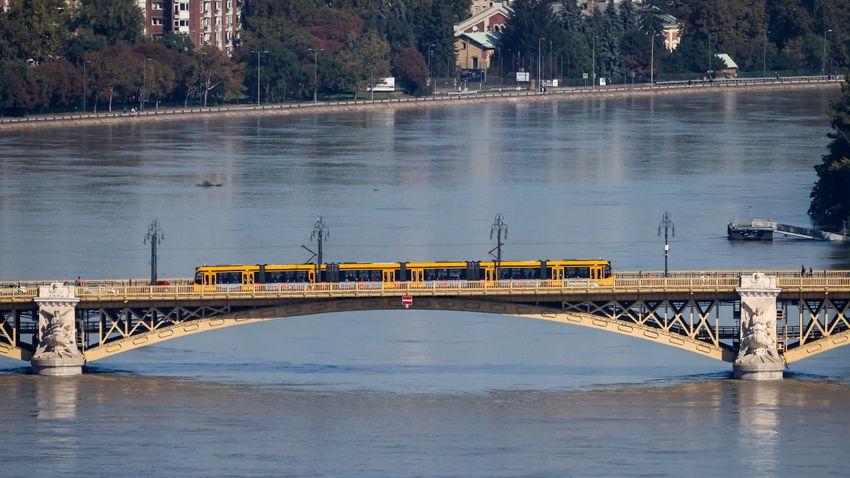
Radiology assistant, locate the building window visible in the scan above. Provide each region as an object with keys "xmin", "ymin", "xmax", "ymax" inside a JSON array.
[
  {"xmin": 152, "ymin": 17, "xmax": 163, "ymax": 25},
  {"xmin": 152, "ymin": 2, "xmax": 164, "ymax": 10},
  {"xmin": 180, "ymin": 2, "xmax": 189, "ymax": 10}
]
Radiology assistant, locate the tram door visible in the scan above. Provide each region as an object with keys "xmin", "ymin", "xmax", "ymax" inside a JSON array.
[
  {"xmin": 551, "ymin": 267, "xmax": 564, "ymax": 281},
  {"xmin": 203, "ymin": 272, "xmax": 216, "ymax": 287},
  {"xmin": 241, "ymin": 271, "xmax": 254, "ymax": 290},
  {"xmin": 382, "ymin": 269, "xmax": 395, "ymax": 286},
  {"xmin": 308, "ymin": 269, "xmax": 316, "ymax": 284},
  {"xmin": 590, "ymin": 267, "xmax": 600, "ymax": 280},
  {"xmin": 409, "ymin": 269, "xmax": 424, "ymax": 283},
  {"xmin": 484, "ymin": 268, "xmax": 495, "ymax": 282}
]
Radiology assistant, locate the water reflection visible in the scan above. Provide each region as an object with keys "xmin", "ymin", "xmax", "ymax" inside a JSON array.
[
  {"xmin": 35, "ymin": 376, "xmax": 80, "ymax": 420},
  {"xmin": 736, "ymin": 382, "xmax": 780, "ymax": 475}
]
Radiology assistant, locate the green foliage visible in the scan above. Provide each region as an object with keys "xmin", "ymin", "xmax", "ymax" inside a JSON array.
[
  {"xmin": 810, "ymin": 75, "xmax": 850, "ymax": 229},
  {"xmin": 0, "ymin": 0, "xmax": 70, "ymax": 62},
  {"xmin": 75, "ymin": 0, "xmax": 143, "ymax": 46},
  {"xmin": 340, "ymin": 30, "xmax": 391, "ymax": 98}
]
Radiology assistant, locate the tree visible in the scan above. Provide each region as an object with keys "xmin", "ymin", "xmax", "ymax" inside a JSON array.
[
  {"xmin": 88, "ymin": 44, "xmax": 136, "ymax": 112},
  {"xmin": 0, "ymin": 0, "xmax": 70, "ymax": 62},
  {"xmin": 392, "ymin": 47, "xmax": 428, "ymax": 94},
  {"xmin": 74, "ymin": 0, "xmax": 143, "ymax": 45},
  {"xmin": 340, "ymin": 30, "xmax": 391, "ymax": 99},
  {"xmin": 198, "ymin": 46, "xmax": 245, "ymax": 107},
  {"xmin": 134, "ymin": 44, "xmax": 179, "ymax": 109},
  {"xmin": 810, "ymin": 75, "xmax": 850, "ymax": 230},
  {"xmin": 0, "ymin": 60, "xmax": 30, "ymax": 115}
]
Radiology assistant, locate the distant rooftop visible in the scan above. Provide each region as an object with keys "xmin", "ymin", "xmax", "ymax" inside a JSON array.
[{"xmin": 716, "ymin": 53, "xmax": 738, "ymax": 69}]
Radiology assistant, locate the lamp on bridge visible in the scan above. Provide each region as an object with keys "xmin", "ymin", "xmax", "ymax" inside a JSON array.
[
  {"xmin": 143, "ymin": 220, "xmax": 165, "ymax": 285},
  {"xmin": 658, "ymin": 211, "xmax": 675, "ymax": 277}
]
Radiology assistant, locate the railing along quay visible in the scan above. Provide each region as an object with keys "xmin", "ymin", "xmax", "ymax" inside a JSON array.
[{"xmin": 0, "ymin": 75, "xmax": 842, "ymax": 127}]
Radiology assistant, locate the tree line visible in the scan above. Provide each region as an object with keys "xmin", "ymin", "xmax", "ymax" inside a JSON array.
[
  {"xmin": 809, "ymin": 75, "xmax": 850, "ymax": 232},
  {"xmin": 498, "ymin": 0, "xmax": 849, "ymax": 85},
  {"xmin": 0, "ymin": 0, "xmax": 848, "ymax": 115}
]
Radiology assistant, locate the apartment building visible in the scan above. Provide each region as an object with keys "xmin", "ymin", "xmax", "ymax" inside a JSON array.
[
  {"xmin": 0, "ymin": 0, "xmax": 239, "ymax": 54},
  {"xmin": 138, "ymin": 0, "xmax": 241, "ymax": 55}
]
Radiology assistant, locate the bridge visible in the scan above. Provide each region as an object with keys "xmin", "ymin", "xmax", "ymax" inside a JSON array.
[{"xmin": 2, "ymin": 271, "xmax": 849, "ymax": 379}]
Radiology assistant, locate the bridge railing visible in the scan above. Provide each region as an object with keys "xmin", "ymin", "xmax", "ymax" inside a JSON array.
[
  {"xmin": 70, "ymin": 276, "xmax": 745, "ymax": 299},
  {"xmin": 5, "ymin": 271, "xmax": 850, "ymax": 302}
]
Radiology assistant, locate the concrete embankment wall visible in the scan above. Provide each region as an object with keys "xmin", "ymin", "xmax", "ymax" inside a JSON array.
[{"xmin": 0, "ymin": 77, "xmax": 842, "ymax": 131}]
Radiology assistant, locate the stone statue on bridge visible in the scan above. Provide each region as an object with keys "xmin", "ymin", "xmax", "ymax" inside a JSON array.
[
  {"xmin": 31, "ymin": 284, "xmax": 84, "ymax": 375},
  {"xmin": 737, "ymin": 307, "xmax": 781, "ymax": 364},
  {"xmin": 734, "ymin": 273, "xmax": 784, "ymax": 380}
]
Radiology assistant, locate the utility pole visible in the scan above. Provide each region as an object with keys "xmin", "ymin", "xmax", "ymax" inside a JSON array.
[
  {"xmin": 427, "ymin": 44, "xmax": 433, "ymax": 95},
  {"xmin": 82, "ymin": 60, "xmax": 87, "ymax": 112},
  {"xmin": 762, "ymin": 30, "xmax": 768, "ymax": 80},
  {"xmin": 537, "ymin": 37, "xmax": 545, "ymax": 92},
  {"xmin": 302, "ymin": 217, "xmax": 329, "ymax": 280},
  {"xmin": 252, "ymin": 49, "xmax": 268, "ymax": 106},
  {"xmin": 308, "ymin": 48, "xmax": 323, "ymax": 102},
  {"xmin": 657, "ymin": 212, "xmax": 675, "ymax": 277},
  {"xmin": 143, "ymin": 220, "xmax": 165, "ymax": 285},
  {"xmin": 592, "ymin": 35, "xmax": 596, "ymax": 89},
  {"xmin": 822, "ymin": 27, "xmax": 832, "ymax": 76},
  {"xmin": 650, "ymin": 34, "xmax": 654, "ymax": 85},
  {"xmin": 489, "ymin": 214, "xmax": 508, "ymax": 280}
]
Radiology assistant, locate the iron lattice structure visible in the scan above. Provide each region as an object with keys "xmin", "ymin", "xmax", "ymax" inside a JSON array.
[{"xmin": 0, "ymin": 272, "xmax": 849, "ymax": 365}]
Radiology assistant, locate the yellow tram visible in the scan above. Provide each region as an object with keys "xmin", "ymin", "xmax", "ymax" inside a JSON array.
[{"xmin": 194, "ymin": 259, "xmax": 613, "ymax": 289}]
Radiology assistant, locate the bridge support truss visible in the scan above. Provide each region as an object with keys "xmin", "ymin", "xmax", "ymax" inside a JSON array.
[{"xmin": 1, "ymin": 273, "xmax": 849, "ymax": 378}]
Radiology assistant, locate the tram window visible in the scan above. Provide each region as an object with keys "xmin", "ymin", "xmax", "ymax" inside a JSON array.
[
  {"xmin": 604, "ymin": 265, "xmax": 611, "ymax": 278},
  {"xmin": 266, "ymin": 271, "xmax": 310, "ymax": 283},
  {"xmin": 341, "ymin": 270, "xmax": 382, "ymax": 282},
  {"xmin": 565, "ymin": 267, "xmax": 590, "ymax": 279},
  {"xmin": 424, "ymin": 269, "xmax": 467, "ymax": 281},
  {"xmin": 194, "ymin": 272, "xmax": 203, "ymax": 284},
  {"xmin": 216, "ymin": 272, "xmax": 242, "ymax": 284},
  {"xmin": 499, "ymin": 268, "xmax": 540, "ymax": 280}
]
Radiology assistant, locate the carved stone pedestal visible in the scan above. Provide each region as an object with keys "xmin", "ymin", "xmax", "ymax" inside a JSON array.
[
  {"xmin": 31, "ymin": 284, "xmax": 84, "ymax": 376},
  {"xmin": 733, "ymin": 273, "xmax": 784, "ymax": 380}
]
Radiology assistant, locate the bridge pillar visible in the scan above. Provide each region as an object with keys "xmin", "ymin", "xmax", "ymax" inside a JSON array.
[
  {"xmin": 733, "ymin": 273, "xmax": 784, "ymax": 380},
  {"xmin": 31, "ymin": 283, "xmax": 84, "ymax": 376}
]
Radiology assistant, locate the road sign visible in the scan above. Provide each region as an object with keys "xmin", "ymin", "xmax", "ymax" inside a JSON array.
[
  {"xmin": 582, "ymin": 72, "xmax": 589, "ymax": 80},
  {"xmin": 401, "ymin": 295, "xmax": 413, "ymax": 308}
]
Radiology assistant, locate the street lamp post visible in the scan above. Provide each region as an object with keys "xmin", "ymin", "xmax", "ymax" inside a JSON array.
[
  {"xmin": 252, "ymin": 49, "xmax": 268, "ymax": 106},
  {"xmin": 141, "ymin": 57, "xmax": 151, "ymax": 111},
  {"xmin": 762, "ymin": 30, "xmax": 768, "ymax": 80},
  {"xmin": 592, "ymin": 35, "xmax": 596, "ymax": 89},
  {"xmin": 657, "ymin": 211, "xmax": 675, "ymax": 277},
  {"xmin": 537, "ymin": 37, "xmax": 545, "ymax": 92},
  {"xmin": 707, "ymin": 32, "xmax": 713, "ymax": 79},
  {"xmin": 650, "ymin": 33, "xmax": 655, "ymax": 85},
  {"xmin": 822, "ymin": 27, "xmax": 832, "ymax": 76},
  {"xmin": 308, "ymin": 48, "xmax": 323, "ymax": 103},
  {"xmin": 82, "ymin": 60, "xmax": 89, "ymax": 113},
  {"xmin": 427, "ymin": 44, "xmax": 433, "ymax": 95},
  {"xmin": 497, "ymin": 48, "xmax": 505, "ymax": 92}
]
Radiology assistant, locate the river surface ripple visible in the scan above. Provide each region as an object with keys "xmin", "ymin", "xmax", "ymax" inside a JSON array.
[{"xmin": 1, "ymin": 89, "xmax": 849, "ymax": 476}]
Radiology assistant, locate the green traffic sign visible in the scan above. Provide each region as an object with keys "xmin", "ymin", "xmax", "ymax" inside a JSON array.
[{"xmin": 582, "ymin": 72, "xmax": 589, "ymax": 79}]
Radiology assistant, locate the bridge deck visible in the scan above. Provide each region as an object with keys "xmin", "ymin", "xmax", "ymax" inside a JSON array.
[{"xmin": 1, "ymin": 272, "xmax": 848, "ymax": 305}]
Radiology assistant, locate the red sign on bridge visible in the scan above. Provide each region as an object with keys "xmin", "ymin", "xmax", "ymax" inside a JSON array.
[{"xmin": 401, "ymin": 295, "xmax": 413, "ymax": 308}]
